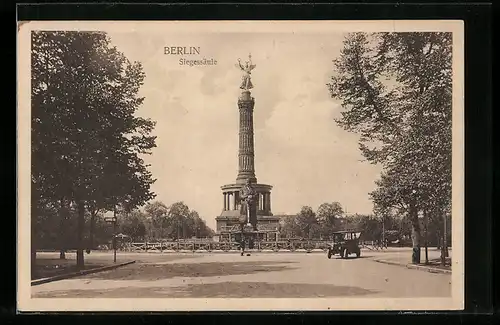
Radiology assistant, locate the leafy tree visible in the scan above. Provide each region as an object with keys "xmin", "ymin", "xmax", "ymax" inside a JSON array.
[
  {"xmin": 198, "ymin": 219, "xmax": 216, "ymax": 238},
  {"xmin": 279, "ymin": 216, "xmax": 301, "ymax": 239},
  {"xmin": 317, "ymin": 202, "xmax": 344, "ymax": 235},
  {"xmin": 119, "ymin": 210, "xmax": 147, "ymax": 241},
  {"xmin": 295, "ymin": 206, "xmax": 319, "ymax": 239},
  {"xmin": 187, "ymin": 210, "xmax": 213, "ymax": 238},
  {"xmin": 327, "ymin": 32, "xmax": 452, "ymax": 263},
  {"xmin": 144, "ymin": 201, "xmax": 169, "ymax": 239},
  {"xmin": 165, "ymin": 202, "xmax": 190, "ymax": 240},
  {"xmin": 308, "ymin": 223, "xmax": 322, "ymax": 239},
  {"xmin": 31, "ymin": 31, "xmax": 156, "ymax": 267},
  {"xmin": 139, "ymin": 201, "xmax": 215, "ymax": 240}
]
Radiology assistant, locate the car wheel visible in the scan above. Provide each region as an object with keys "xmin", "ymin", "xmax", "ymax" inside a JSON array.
[
  {"xmin": 356, "ymin": 250, "xmax": 360, "ymax": 258},
  {"xmin": 343, "ymin": 249, "xmax": 348, "ymax": 259},
  {"xmin": 327, "ymin": 250, "xmax": 332, "ymax": 259}
]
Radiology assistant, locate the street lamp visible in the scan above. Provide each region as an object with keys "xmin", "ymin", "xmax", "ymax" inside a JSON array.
[
  {"xmin": 418, "ymin": 210, "xmax": 428, "ymax": 264},
  {"xmin": 159, "ymin": 210, "xmax": 170, "ymax": 252},
  {"xmin": 442, "ymin": 212, "xmax": 449, "ymax": 266},
  {"xmin": 410, "ymin": 189, "xmax": 421, "ymax": 264},
  {"xmin": 382, "ymin": 213, "xmax": 387, "ymax": 249},
  {"xmin": 104, "ymin": 209, "xmax": 118, "ymax": 263},
  {"xmin": 146, "ymin": 215, "xmax": 153, "ymax": 252}
]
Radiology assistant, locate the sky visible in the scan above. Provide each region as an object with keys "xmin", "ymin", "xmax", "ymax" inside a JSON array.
[{"xmin": 105, "ymin": 29, "xmax": 383, "ymax": 230}]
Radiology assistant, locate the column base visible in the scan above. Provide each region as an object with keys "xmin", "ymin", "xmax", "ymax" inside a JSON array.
[{"xmin": 236, "ymin": 175, "xmax": 257, "ymax": 184}]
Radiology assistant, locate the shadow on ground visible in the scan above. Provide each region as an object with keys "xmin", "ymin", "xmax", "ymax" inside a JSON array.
[
  {"xmin": 84, "ymin": 261, "xmax": 296, "ymax": 281},
  {"xmin": 33, "ymin": 281, "xmax": 377, "ymax": 298},
  {"xmin": 168, "ymin": 282, "xmax": 378, "ymax": 297}
]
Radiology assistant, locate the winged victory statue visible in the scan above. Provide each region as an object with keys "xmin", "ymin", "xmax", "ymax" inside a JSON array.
[{"xmin": 236, "ymin": 54, "xmax": 256, "ymax": 90}]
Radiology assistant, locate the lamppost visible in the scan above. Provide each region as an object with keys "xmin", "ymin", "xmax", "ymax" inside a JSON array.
[
  {"xmin": 418, "ymin": 210, "xmax": 428, "ymax": 264},
  {"xmin": 146, "ymin": 215, "xmax": 153, "ymax": 252},
  {"xmin": 410, "ymin": 189, "xmax": 421, "ymax": 264},
  {"xmin": 104, "ymin": 208, "xmax": 118, "ymax": 263},
  {"xmin": 177, "ymin": 217, "xmax": 181, "ymax": 241},
  {"xmin": 444, "ymin": 213, "xmax": 449, "ymax": 257},
  {"xmin": 441, "ymin": 212, "xmax": 449, "ymax": 266},
  {"xmin": 380, "ymin": 214, "xmax": 385, "ymax": 249},
  {"xmin": 159, "ymin": 210, "xmax": 168, "ymax": 253}
]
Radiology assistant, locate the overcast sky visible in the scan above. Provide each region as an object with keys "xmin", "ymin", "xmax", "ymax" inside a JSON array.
[{"xmin": 105, "ymin": 29, "xmax": 382, "ymax": 229}]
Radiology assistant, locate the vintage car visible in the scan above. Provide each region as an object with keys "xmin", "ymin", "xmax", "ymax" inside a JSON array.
[{"xmin": 327, "ymin": 230, "xmax": 362, "ymax": 259}]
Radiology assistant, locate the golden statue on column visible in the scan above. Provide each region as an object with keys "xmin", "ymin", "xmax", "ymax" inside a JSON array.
[{"xmin": 236, "ymin": 54, "xmax": 256, "ymax": 90}]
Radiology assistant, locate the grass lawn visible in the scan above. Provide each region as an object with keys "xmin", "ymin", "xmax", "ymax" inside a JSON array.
[{"xmin": 32, "ymin": 256, "xmax": 108, "ymax": 280}]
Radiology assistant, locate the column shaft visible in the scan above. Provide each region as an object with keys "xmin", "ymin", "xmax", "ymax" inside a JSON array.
[{"xmin": 236, "ymin": 97, "xmax": 257, "ymax": 184}]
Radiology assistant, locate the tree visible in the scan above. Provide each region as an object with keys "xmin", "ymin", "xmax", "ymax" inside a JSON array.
[
  {"xmin": 308, "ymin": 223, "xmax": 322, "ymax": 239},
  {"xmin": 165, "ymin": 202, "xmax": 190, "ymax": 240},
  {"xmin": 119, "ymin": 210, "xmax": 147, "ymax": 241},
  {"xmin": 140, "ymin": 200, "xmax": 215, "ymax": 241},
  {"xmin": 295, "ymin": 206, "xmax": 319, "ymax": 239},
  {"xmin": 279, "ymin": 216, "xmax": 301, "ymax": 239},
  {"xmin": 144, "ymin": 201, "xmax": 169, "ymax": 239},
  {"xmin": 316, "ymin": 202, "xmax": 344, "ymax": 236},
  {"xmin": 198, "ymin": 220, "xmax": 215, "ymax": 238},
  {"xmin": 187, "ymin": 210, "xmax": 210, "ymax": 238},
  {"xmin": 31, "ymin": 31, "xmax": 157, "ymax": 268},
  {"xmin": 327, "ymin": 32, "xmax": 452, "ymax": 264}
]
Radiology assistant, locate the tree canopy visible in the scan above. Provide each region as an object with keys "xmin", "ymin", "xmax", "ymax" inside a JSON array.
[
  {"xmin": 31, "ymin": 31, "xmax": 157, "ymax": 266},
  {"xmin": 327, "ymin": 32, "xmax": 452, "ymax": 263}
]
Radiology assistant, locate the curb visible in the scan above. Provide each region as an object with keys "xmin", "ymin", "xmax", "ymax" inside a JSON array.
[
  {"xmin": 405, "ymin": 263, "xmax": 451, "ymax": 274},
  {"xmin": 373, "ymin": 259, "xmax": 404, "ymax": 267},
  {"xmin": 31, "ymin": 260, "xmax": 136, "ymax": 286},
  {"xmin": 373, "ymin": 259, "xmax": 451, "ymax": 274}
]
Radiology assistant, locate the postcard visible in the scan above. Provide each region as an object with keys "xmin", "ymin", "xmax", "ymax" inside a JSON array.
[{"xmin": 17, "ymin": 20, "xmax": 464, "ymax": 311}]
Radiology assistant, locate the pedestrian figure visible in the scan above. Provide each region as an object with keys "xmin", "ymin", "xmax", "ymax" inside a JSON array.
[{"xmin": 240, "ymin": 238, "xmax": 246, "ymax": 256}]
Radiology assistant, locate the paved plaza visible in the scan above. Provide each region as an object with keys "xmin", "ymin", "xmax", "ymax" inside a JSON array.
[{"xmin": 32, "ymin": 248, "xmax": 451, "ymax": 298}]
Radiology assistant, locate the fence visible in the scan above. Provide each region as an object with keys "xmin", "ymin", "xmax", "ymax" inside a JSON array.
[
  {"xmin": 39, "ymin": 239, "xmax": 408, "ymax": 254},
  {"xmin": 124, "ymin": 240, "xmax": 331, "ymax": 253}
]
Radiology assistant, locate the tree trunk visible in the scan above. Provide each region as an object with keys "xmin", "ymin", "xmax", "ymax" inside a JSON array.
[
  {"xmin": 59, "ymin": 198, "xmax": 66, "ymax": 260},
  {"xmin": 424, "ymin": 210, "xmax": 429, "ymax": 264},
  {"xmin": 441, "ymin": 234, "xmax": 446, "ymax": 266},
  {"xmin": 410, "ymin": 203, "xmax": 421, "ymax": 264},
  {"xmin": 444, "ymin": 214, "xmax": 449, "ymax": 258},
  {"xmin": 88, "ymin": 209, "xmax": 96, "ymax": 253},
  {"xmin": 76, "ymin": 200, "xmax": 85, "ymax": 268},
  {"xmin": 31, "ymin": 203, "xmax": 38, "ymax": 279}
]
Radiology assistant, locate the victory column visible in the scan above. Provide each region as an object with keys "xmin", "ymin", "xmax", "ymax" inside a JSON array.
[{"xmin": 215, "ymin": 54, "xmax": 279, "ymax": 255}]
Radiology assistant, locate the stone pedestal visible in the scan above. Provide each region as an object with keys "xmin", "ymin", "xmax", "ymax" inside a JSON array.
[{"xmin": 216, "ymin": 183, "xmax": 276, "ymax": 233}]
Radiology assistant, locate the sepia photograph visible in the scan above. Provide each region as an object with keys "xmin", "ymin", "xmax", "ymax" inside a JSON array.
[{"xmin": 17, "ymin": 20, "xmax": 464, "ymax": 311}]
